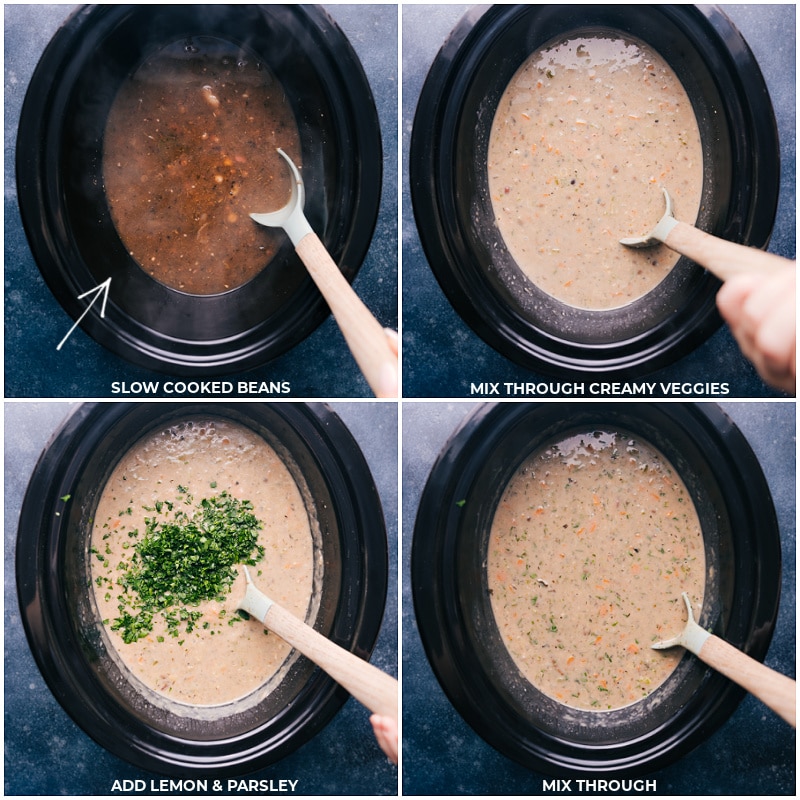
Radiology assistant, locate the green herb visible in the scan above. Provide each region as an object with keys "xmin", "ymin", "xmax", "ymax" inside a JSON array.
[
  {"xmin": 60, "ymin": 494, "xmax": 72, "ymax": 503},
  {"xmin": 455, "ymin": 499, "xmax": 466, "ymax": 508},
  {"xmin": 110, "ymin": 491, "xmax": 264, "ymax": 643}
]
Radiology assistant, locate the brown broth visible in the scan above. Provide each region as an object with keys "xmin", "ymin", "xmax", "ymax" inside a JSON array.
[{"xmin": 103, "ymin": 38, "xmax": 301, "ymax": 295}]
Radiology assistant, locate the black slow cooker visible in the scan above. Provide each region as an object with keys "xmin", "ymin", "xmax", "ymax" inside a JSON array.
[
  {"xmin": 17, "ymin": 402, "xmax": 388, "ymax": 775},
  {"xmin": 410, "ymin": 5, "xmax": 780, "ymax": 375},
  {"xmin": 412, "ymin": 402, "xmax": 781, "ymax": 775},
  {"xmin": 17, "ymin": 5, "xmax": 382, "ymax": 375}
]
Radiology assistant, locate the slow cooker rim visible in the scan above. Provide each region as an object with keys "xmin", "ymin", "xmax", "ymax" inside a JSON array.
[
  {"xmin": 411, "ymin": 401, "xmax": 781, "ymax": 776},
  {"xmin": 16, "ymin": 4, "xmax": 383, "ymax": 376},
  {"xmin": 409, "ymin": 4, "xmax": 780, "ymax": 376},
  {"xmin": 16, "ymin": 401, "xmax": 388, "ymax": 775}
]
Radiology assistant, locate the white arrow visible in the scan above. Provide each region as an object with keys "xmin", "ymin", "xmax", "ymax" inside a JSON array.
[{"xmin": 56, "ymin": 277, "xmax": 112, "ymax": 351}]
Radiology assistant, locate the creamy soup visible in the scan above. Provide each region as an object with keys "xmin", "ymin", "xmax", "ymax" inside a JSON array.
[
  {"xmin": 488, "ymin": 430, "xmax": 705, "ymax": 711},
  {"xmin": 103, "ymin": 37, "xmax": 300, "ymax": 295},
  {"xmin": 90, "ymin": 418, "xmax": 315, "ymax": 706},
  {"xmin": 488, "ymin": 31, "xmax": 703, "ymax": 310}
]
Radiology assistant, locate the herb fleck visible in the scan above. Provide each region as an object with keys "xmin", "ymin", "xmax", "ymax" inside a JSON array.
[{"xmin": 110, "ymin": 491, "xmax": 264, "ymax": 643}]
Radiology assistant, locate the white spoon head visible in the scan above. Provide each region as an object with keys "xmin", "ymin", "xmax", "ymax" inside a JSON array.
[
  {"xmin": 235, "ymin": 564, "xmax": 274, "ymax": 622},
  {"xmin": 249, "ymin": 148, "xmax": 305, "ymax": 228},
  {"xmin": 250, "ymin": 148, "xmax": 314, "ymax": 245},
  {"xmin": 651, "ymin": 592, "xmax": 709, "ymax": 655},
  {"xmin": 620, "ymin": 187, "xmax": 675, "ymax": 248}
]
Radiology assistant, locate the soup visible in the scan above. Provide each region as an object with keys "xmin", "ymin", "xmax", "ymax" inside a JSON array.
[
  {"xmin": 488, "ymin": 31, "xmax": 703, "ymax": 310},
  {"xmin": 90, "ymin": 417, "xmax": 316, "ymax": 706},
  {"xmin": 103, "ymin": 37, "xmax": 301, "ymax": 295},
  {"xmin": 487, "ymin": 430, "xmax": 705, "ymax": 711}
]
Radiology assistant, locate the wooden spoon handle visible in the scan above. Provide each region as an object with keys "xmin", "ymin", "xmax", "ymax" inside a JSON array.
[
  {"xmin": 295, "ymin": 232, "xmax": 397, "ymax": 398},
  {"xmin": 666, "ymin": 221, "xmax": 794, "ymax": 281},
  {"xmin": 698, "ymin": 634, "xmax": 795, "ymax": 727},
  {"xmin": 264, "ymin": 602, "xmax": 398, "ymax": 719}
]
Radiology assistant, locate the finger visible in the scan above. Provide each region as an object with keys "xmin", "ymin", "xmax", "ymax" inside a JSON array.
[
  {"xmin": 370, "ymin": 714, "xmax": 399, "ymax": 764},
  {"xmin": 716, "ymin": 274, "xmax": 759, "ymax": 328},
  {"xmin": 754, "ymin": 295, "xmax": 796, "ymax": 371},
  {"xmin": 384, "ymin": 328, "xmax": 399, "ymax": 358}
]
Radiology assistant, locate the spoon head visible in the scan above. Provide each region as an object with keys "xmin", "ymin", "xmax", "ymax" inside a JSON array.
[
  {"xmin": 250, "ymin": 148, "xmax": 314, "ymax": 245},
  {"xmin": 650, "ymin": 592, "xmax": 708, "ymax": 654},
  {"xmin": 620, "ymin": 187, "xmax": 675, "ymax": 249},
  {"xmin": 619, "ymin": 233, "xmax": 659, "ymax": 249},
  {"xmin": 235, "ymin": 564, "xmax": 274, "ymax": 622},
  {"xmin": 250, "ymin": 148, "xmax": 305, "ymax": 228}
]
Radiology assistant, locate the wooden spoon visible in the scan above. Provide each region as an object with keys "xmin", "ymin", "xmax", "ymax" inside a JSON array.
[
  {"xmin": 652, "ymin": 592, "xmax": 795, "ymax": 727},
  {"xmin": 250, "ymin": 148, "xmax": 397, "ymax": 398},
  {"xmin": 620, "ymin": 188, "xmax": 795, "ymax": 280},
  {"xmin": 236, "ymin": 565, "xmax": 398, "ymax": 719}
]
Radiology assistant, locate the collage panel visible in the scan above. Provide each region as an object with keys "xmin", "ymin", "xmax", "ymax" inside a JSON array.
[
  {"xmin": 5, "ymin": 401, "xmax": 398, "ymax": 794},
  {"xmin": 3, "ymin": 2, "xmax": 797, "ymax": 798},
  {"xmin": 6, "ymin": 4, "xmax": 397, "ymax": 399},
  {"xmin": 402, "ymin": 400, "xmax": 795, "ymax": 795},
  {"xmin": 402, "ymin": 4, "xmax": 795, "ymax": 399}
]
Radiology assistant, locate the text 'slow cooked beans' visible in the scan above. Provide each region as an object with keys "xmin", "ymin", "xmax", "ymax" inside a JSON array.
[
  {"xmin": 488, "ymin": 430, "xmax": 705, "ymax": 711},
  {"xmin": 488, "ymin": 31, "xmax": 703, "ymax": 310}
]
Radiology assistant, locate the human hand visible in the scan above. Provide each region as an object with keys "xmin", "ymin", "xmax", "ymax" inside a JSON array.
[
  {"xmin": 376, "ymin": 329, "xmax": 399, "ymax": 398},
  {"xmin": 370, "ymin": 713, "xmax": 398, "ymax": 765},
  {"xmin": 716, "ymin": 265, "xmax": 796, "ymax": 394}
]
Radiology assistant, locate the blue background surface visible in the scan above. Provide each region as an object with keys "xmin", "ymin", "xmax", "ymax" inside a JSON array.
[
  {"xmin": 402, "ymin": 4, "xmax": 796, "ymax": 399},
  {"xmin": 4, "ymin": 401, "xmax": 398, "ymax": 795},
  {"xmin": 4, "ymin": 4, "xmax": 398, "ymax": 399},
  {"xmin": 4, "ymin": 3, "xmax": 798, "ymax": 797},
  {"xmin": 402, "ymin": 400, "xmax": 796, "ymax": 795}
]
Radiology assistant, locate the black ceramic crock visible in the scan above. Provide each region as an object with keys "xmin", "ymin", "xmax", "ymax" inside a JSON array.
[
  {"xmin": 410, "ymin": 5, "xmax": 780, "ymax": 376},
  {"xmin": 412, "ymin": 402, "xmax": 781, "ymax": 776},
  {"xmin": 16, "ymin": 5, "xmax": 382, "ymax": 375},
  {"xmin": 17, "ymin": 402, "xmax": 387, "ymax": 775}
]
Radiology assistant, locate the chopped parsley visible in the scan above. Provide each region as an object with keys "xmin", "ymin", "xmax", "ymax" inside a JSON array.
[{"xmin": 110, "ymin": 491, "xmax": 264, "ymax": 643}]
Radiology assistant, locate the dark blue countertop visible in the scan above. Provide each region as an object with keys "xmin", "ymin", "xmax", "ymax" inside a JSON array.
[
  {"xmin": 4, "ymin": 401, "xmax": 398, "ymax": 795},
  {"xmin": 402, "ymin": 400, "xmax": 795, "ymax": 795},
  {"xmin": 402, "ymin": 4, "xmax": 796, "ymax": 399},
  {"xmin": 4, "ymin": 4, "xmax": 398, "ymax": 399}
]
